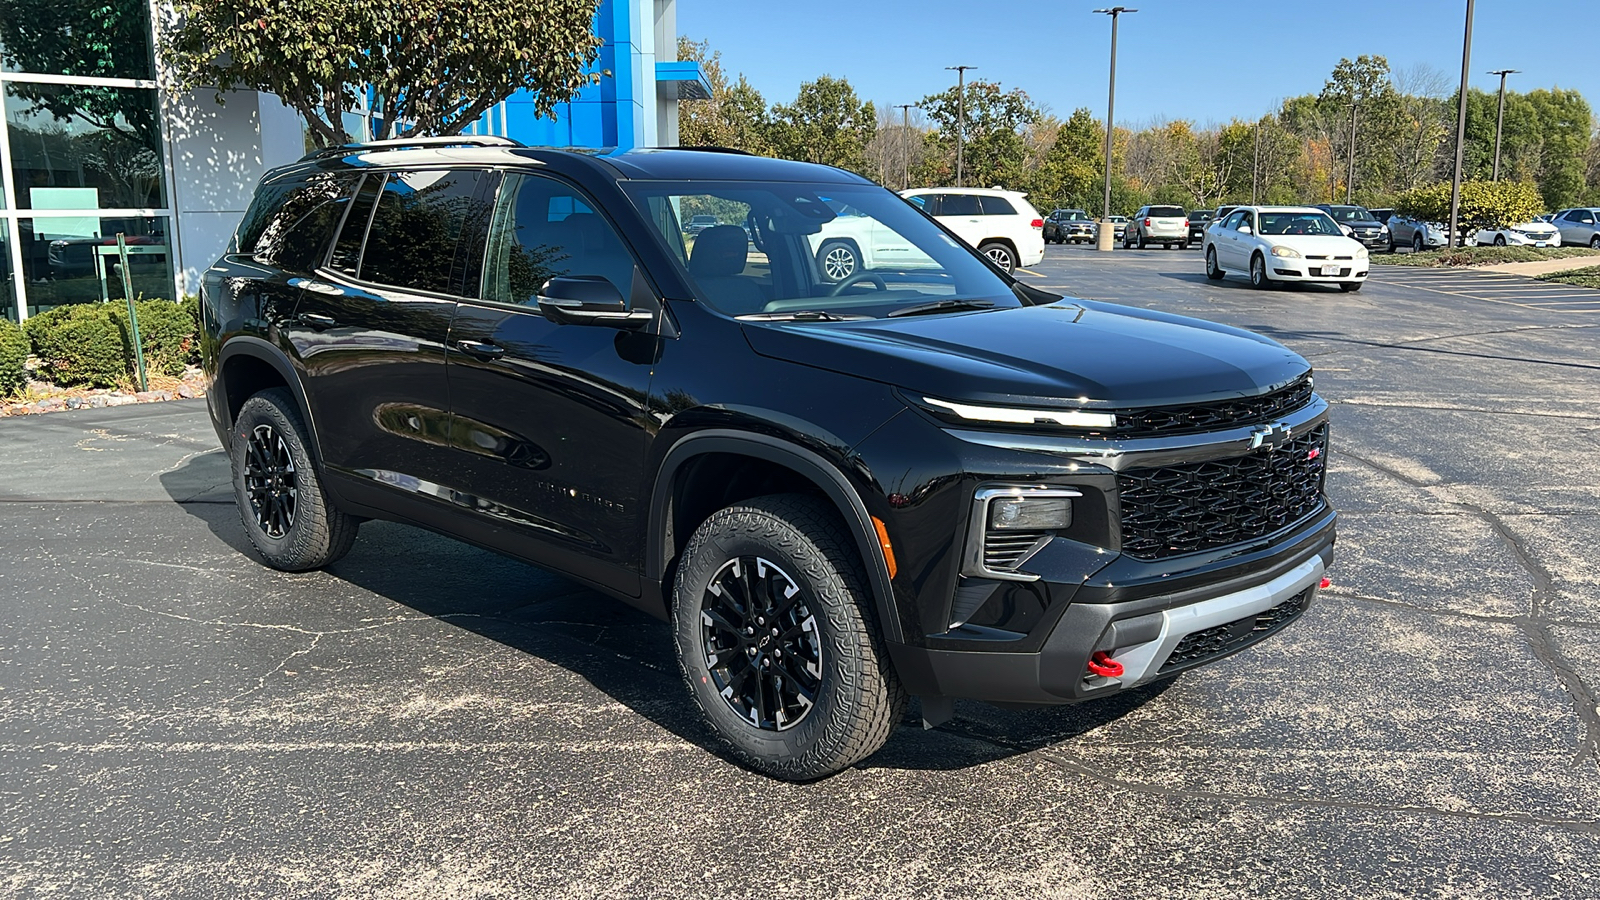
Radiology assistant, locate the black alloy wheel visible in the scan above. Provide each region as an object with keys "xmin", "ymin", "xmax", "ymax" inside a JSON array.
[
  {"xmin": 231, "ymin": 388, "xmax": 358, "ymax": 571},
  {"xmin": 698, "ymin": 556, "xmax": 823, "ymax": 731},
  {"xmin": 1205, "ymin": 247, "xmax": 1225, "ymax": 280},
  {"xmin": 672, "ymin": 494, "xmax": 905, "ymax": 780}
]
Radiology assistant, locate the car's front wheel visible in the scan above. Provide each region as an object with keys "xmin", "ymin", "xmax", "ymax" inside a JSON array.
[
  {"xmin": 672, "ymin": 494, "xmax": 906, "ymax": 781},
  {"xmin": 1590, "ymin": 234, "xmax": 1599, "ymax": 249},
  {"xmin": 230, "ymin": 388, "xmax": 358, "ymax": 571},
  {"xmin": 1205, "ymin": 247, "xmax": 1225, "ymax": 280},
  {"xmin": 1494, "ymin": 234, "xmax": 1507, "ymax": 246},
  {"xmin": 1413, "ymin": 233, "xmax": 1424, "ymax": 253},
  {"xmin": 978, "ymin": 241, "xmax": 1016, "ymax": 273},
  {"xmin": 1249, "ymin": 253, "xmax": 1272, "ymax": 290},
  {"xmin": 1339, "ymin": 282, "xmax": 1363, "ymax": 292}
]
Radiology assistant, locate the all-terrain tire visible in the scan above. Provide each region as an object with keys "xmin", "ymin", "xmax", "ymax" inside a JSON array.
[
  {"xmin": 230, "ymin": 388, "xmax": 358, "ymax": 571},
  {"xmin": 672, "ymin": 494, "xmax": 906, "ymax": 781}
]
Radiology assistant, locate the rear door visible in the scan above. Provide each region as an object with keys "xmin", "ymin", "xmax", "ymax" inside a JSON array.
[
  {"xmin": 443, "ymin": 170, "xmax": 662, "ymax": 595},
  {"xmin": 283, "ymin": 167, "xmax": 489, "ymax": 506},
  {"xmin": 932, "ymin": 192, "xmax": 985, "ymax": 249},
  {"xmin": 1560, "ymin": 209, "xmax": 1596, "ymax": 244}
]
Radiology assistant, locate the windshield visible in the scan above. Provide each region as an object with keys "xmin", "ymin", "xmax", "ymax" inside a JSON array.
[
  {"xmin": 1189, "ymin": 211, "xmax": 1212, "ymax": 220},
  {"xmin": 1259, "ymin": 212, "xmax": 1343, "ymax": 236},
  {"xmin": 623, "ymin": 181, "xmax": 1021, "ymax": 319},
  {"xmin": 1323, "ymin": 206, "xmax": 1373, "ymax": 222},
  {"xmin": 1057, "ymin": 210, "xmax": 1090, "ymax": 220}
]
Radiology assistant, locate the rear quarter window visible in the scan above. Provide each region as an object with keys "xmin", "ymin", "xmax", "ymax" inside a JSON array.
[
  {"xmin": 248, "ymin": 170, "xmax": 362, "ymax": 271},
  {"xmin": 979, "ymin": 196, "xmax": 1017, "ymax": 216}
]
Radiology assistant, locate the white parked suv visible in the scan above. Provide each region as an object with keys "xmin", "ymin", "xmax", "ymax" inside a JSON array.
[
  {"xmin": 1124, "ymin": 204, "xmax": 1190, "ymax": 249},
  {"xmin": 1203, "ymin": 206, "xmax": 1370, "ymax": 292},
  {"xmin": 899, "ymin": 187, "xmax": 1045, "ymax": 273},
  {"xmin": 1474, "ymin": 220, "xmax": 1562, "ymax": 247}
]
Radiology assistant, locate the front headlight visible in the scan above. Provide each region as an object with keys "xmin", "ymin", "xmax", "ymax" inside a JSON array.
[
  {"xmin": 1271, "ymin": 245, "xmax": 1301, "ymax": 258},
  {"xmin": 990, "ymin": 496, "xmax": 1072, "ymax": 530},
  {"xmin": 1356, "ymin": 247, "xmax": 1370, "ymax": 258},
  {"xmin": 1379, "ymin": 225, "xmax": 1389, "ymax": 233}
]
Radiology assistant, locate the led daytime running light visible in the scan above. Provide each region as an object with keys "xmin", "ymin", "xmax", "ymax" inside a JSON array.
[{"xmin": 925, "ymin": 397, "xmax": 1116, "ymax": 429}]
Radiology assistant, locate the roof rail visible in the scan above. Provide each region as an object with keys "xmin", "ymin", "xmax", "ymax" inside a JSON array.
[
  {"xmin": 663, "ymin": 145, "xmax": 755, "ymax": 156},
  {"xmin": 298, "ymin": 135, "xmax": 525, "ymax": 162}
]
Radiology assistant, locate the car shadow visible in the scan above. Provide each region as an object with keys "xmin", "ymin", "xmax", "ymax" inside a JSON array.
[
  {"xmin": 1156, "ymin": 271, "xmax": 1346, "ymax": 293},
  {"xmin": 160, "ymin": 457, "xmax": 1171, "ymax": 775}
]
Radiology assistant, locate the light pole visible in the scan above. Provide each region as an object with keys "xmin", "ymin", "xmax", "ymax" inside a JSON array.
[
  {"xmin": 1093, "ymin": 7, "xmax": 1136, "ymax": 251},
  {"xmin": 945, "ymin": 66, "xmax": 975, "ymax": 187},
  {"xmin": 1345, "ymin": 98, "xmax": 1358, "ymax": 203},
  {"xmin": 1448, "ymin": 0, "xmax": 1475, "ymax": 248},
  {"xmin": 1488, "ymin": 68, "xmax": 1518, "ymax": 181},
  {"xmin": 894, "ymin": 103, "xmax": 916, "ymax": 191}
]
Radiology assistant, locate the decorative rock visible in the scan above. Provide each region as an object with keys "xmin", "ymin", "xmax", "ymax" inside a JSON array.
[
  {"xmin": 177, "ymin": 384, "xmax": 200, "ymax": 399},
  {"xmin": 104, "ymin": 395, "xmax": 137, "ymax": 407},
  {"xmin": 87, "ymin": 396, "xmax": 110, "ymax": 408}
]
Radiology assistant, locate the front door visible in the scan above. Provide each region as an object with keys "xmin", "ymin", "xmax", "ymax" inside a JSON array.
[
  {"xmin": 284, "ymin": 168, "xmax": 489, "ymax": 504},
  {"xmin": 443, "ymin": 171, "xmax": 662, "ymax": 595}
]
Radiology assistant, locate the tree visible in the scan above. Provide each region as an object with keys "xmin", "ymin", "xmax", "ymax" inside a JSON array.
[
  {"xmin": 677, "ymin": 37, "xmax": 771, "ymax": 155},
  {"xmin": 1394, "ymin": 179, "xmax": 1543, "ymax": 230},
  {"xmin": 162, "ymin": 0, "xmax": 605, "ymax": 148},
  {"xmin": 919, "ymin": 80, "xmax": 1040, "ymax": 189},
  {"xmin": 768, "ymin": 76, "xmax": 875, "ymax": 173},
  {"xmin": 1318, "ymin": 55, "xmax": 1403, "ymax": 204},
  {"xmin": 1030, "ymin": 108, "xmax": 1103, "ymax": 211}
]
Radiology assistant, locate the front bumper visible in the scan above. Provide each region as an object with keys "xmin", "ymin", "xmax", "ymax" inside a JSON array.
[
  {"xmin": 1268, "ymin": 261, "xmax": 1370, "ymax": 282},
  {"xmin": 887, "ymin": 508, "xmax": 1336, "ymax": 705}
]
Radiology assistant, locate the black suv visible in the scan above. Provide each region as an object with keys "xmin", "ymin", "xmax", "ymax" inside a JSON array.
[
  {"xmin": 1315, "ymin": 204, "xmax": 1389, "ymax": 251},
  {"xmin": 202, "ymin": 137, "xmax": 1336, "ymax": 780},
  {"xmin": 1044, "ymin": 208, "xmax": 1095, "ymax": 244}
]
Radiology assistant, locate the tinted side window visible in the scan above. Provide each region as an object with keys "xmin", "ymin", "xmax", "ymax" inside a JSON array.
[
  {"xmin": 235, "ymin": 177, "xmax": 301, "ymax": 255},
  {"xmin": 1149, "ymin": 205, "xmax": 1185, "ymax": 217},
  {"xmin": 329, "ymin": 174, "xmax": 381, "ymax": 275},
  {"xmin": 940, "ymin": 194, "xmax": 982, "ymax": 216},
  {"xmin": 249, "ymin": 171, "xmax": 361, "ymax": 270},
  {"xmin": 979, "ymin": 196, "xmax": 1017, "ymax": 216},
  {"xmin": 482, "ymin": 172, "xmax": 638, "ymax": 305},
  {"xmin": 360, "ymin": 169, "xmax": 488, "ymax": 295},
  {"xmin": 914, "ymin": 194, "xmax": 942, "ymax": 215},
  {"xmin": 1222, "ymin": 211, "xmax": 1245, "ymax": 230}
]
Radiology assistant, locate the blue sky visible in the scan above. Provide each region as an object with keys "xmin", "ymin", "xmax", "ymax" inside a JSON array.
[{"xmin": 678, "ymin": 1, "xmax": 1600, "ymax": 127}]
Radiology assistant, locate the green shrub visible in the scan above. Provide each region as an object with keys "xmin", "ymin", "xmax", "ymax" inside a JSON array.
[
  {"xmin": 24, "ymin": 304, "xmax": 129, "ymax": 388},
  {"xmin": 0, "ymin": 318, "xmax": 29, "ymax": 398},
  {"xmin": 110, "ymin": 298, "xmax": 195, "ymax": 376},
  {"xmin": 1394, "ymin": 180, "xmax": 1546, "ymax": 231}
]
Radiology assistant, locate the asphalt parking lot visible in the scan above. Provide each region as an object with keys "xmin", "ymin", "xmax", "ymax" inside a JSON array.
[{"xmin": 3, "ymin": 245, "xmax": 1599, "ymax": 898}]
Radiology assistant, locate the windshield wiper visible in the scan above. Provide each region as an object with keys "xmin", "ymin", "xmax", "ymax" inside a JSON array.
[
  {"xmin": 737, "ymin": 310, "xmax": 862, "ymax": 322},
  {"xmin": 886, "ymin": 299, "xmax": 997, "ymax": 318}
]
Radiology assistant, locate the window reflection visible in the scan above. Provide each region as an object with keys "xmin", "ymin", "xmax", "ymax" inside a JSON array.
[
  {"xmin": 18, "ymin": 215, "xmax": 171, "ymax": 316},
  {"xmin": 483, "ymin": 174, "xmax": 636, "ymax": 305},
  {"xmin": 360, "ymin": 170, "xmax": 488, "ymax": 295},
  {"xmin": 1, "ymin": 221, "xmax": 16, "ymax": 322},
  {"xmin": 4, "ymin": 82, "xmax": 165, "ymax": 210},
  {"xmin": 0, "ymin": 0, "xmax": 154, "ymax": 79}
]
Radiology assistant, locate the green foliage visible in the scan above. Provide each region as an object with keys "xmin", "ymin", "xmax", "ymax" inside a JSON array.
[
  {"xmin": 23, "ymin": 299, "xmax": 199, "ymax": 388},
  {"xmin": 1393, "ymin": 180, "xmax": 1545, "ymax": 230},
  {"xmin": 677, "ymin": 37, "xmax": 772, "ymax": 155},
  {"xmin": 163, "ymin": 1, "xmax": 604, "ymax": 146},
  {"xmin": 1536, "ymin": 265, "xmax": 1600, "ymax": 289},
  {"xmin": 1462, "ymin": 87, "xmax": 1592, "ymax": 208},
  {"xmin": 769, "ymin": 76, "xmax": 875, "ymax": 173},
  {"xmin": 24, "ymin": 304, "xmax": 131, "ymax": 389},
  {"xmin": 918, "ymin": 80, "xmax": 1041, "ymax": 189},
  {"xmin": 1380, "ymin": 246, "xmax": 1600, "ymax": 268},
  {"xmin": 0, "ymin": 318, "xmax": 29, "ymax": 398}
]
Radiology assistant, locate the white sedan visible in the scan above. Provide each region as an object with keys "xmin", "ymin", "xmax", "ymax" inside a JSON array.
[
  {"xmin": 1474, "ymin": 221, "xmax": 1561, "ymax": 247},
  {"xmin": 1203, "ymin": 206, "xmax": 1370, "ymax": 292}
]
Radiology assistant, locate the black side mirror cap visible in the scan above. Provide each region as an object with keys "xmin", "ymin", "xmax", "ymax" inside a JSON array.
[{"xmin": 537, "ymin": 275, "xmax": 652, "ymax": 329}]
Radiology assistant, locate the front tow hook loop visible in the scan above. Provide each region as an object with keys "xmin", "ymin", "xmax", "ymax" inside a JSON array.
[
  {"xmin": 1320, "ymin": 577, "xmax": 1331, "ymax": 589},
  {"xmin": 1087, "ymin": 651, "xmax": 1124, "ymax": 678}
]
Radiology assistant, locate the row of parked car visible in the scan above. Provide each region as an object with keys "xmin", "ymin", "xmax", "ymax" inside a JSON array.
[{"xmin": 1044, "ymin": 203, "xmax": 1600, "ymax": 253}]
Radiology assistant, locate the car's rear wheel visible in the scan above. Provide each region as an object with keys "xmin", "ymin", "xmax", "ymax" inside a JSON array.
[
  {"xmin": 1137, "ymin": 231, "xmax": 1147, "ymax": 249},
  {"xmin": 1590, "ymin": 234, "xmax": 1599, "ymax": 249},
  {"xmin": 1178, "ymin": 241, "xmax": 1189, "ymax": 250},
  {"xmin": 978, "ymin": 241, "xmax": 1016, "ymax": 273},
  {"xmin": 230, "ymin": 388, "xmax": 358, "ymax": 571},
  {"xmin": 672, "ymin": 494, "xmax": 906, "ymax": 781},
  {"xmin": 817, "ymin": 241, "xmax": 859, "ymax": 282},
  {"xmin": 1249, "ymin": 253, "xmax": 1272, "ymax": 290},
  {"xmin": 1494, "ymin": 234, "xmax": 1507, "ymax": 246},
  {"xmin": 1339, "ymin": 282, "xmax": 1363, "ymax": 292},
  {"xmin": 1205, "ymin": 247, "xmax": 1225, "ymax": 280}
]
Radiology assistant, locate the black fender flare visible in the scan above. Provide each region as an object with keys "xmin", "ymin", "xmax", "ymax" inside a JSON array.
[
  {"xmin": 216, "ymin": 337, "xmax": 325, "ymax": 467},
  {"xmin": 647, "ymin": 430, "xmax": 903, "ymax": 643}
]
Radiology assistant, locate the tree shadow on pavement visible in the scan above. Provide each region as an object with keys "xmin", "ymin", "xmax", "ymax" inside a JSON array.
[{"xmin": 161, "ymin": 457, "xmax": 1173, "ymax": 776}]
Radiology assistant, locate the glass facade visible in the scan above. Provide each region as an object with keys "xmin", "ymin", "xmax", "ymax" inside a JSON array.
[{"xmin": 0, "ymin": 0, "xmax": 167, "ymax": 321}]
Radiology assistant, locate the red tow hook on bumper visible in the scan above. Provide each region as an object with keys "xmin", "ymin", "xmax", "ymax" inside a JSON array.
[
  {"xmin": 1086, "ymin": 651, "xmax": 1124, "ymax": 678},
  {"xmin": 1320, "ymin": 577, "xmax": 1331, "ymax": 589}
]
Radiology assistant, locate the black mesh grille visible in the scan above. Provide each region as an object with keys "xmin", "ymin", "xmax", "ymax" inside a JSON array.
[
  {"xmin": 1160, "ymin": 587, "xmax": 1312, "ymax": 672},
  {"xmin": 1118, "ymin": 424, "xmax": 1328, "ymax": 560},
  {"xmin": 1113, "ymin": 376, "xmax": 1314, "ymax": 438}
]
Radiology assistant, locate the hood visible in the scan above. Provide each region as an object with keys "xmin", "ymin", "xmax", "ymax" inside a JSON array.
[{"xmin": 741, "ymin": 301, "xmax": 1309, "ymax": 408}]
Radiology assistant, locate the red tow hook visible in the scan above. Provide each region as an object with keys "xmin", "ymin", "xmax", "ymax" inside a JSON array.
[
  {"xmin": 1320, "ymin": 577, "xmax": 1331, "ymax": 589},
  {"xmin": 1087, "ymin": 651, "xmax": 1124, "ymax": 678}
]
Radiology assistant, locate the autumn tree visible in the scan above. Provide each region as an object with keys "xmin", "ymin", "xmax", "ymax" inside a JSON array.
[
  {"xmin": 163, "ymin": 0, "xmax": 605, "ymax": 147},
  {"xmin": 918, "ymin": 80, "xmax": 1041, "ymax": 189},
  {"xmin": 677, "ymin": 37, "xmax": 771, "ymax": 155},
  {"xmin": 768, "ymin": 76, "xmax": 875, "ymax": 173}
]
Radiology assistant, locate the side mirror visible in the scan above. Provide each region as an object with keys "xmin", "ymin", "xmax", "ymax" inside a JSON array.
[
  {"xmin": 1237, "ymin": 225, "xmax": 1253, "ymax": 235},
  {"xmin": 537, "ymin": 276, "xmax": 652, "ymax": 329}
]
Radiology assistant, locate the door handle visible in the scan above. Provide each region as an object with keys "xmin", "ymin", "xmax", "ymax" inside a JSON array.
[
  {"xmin": 455, "ymin": 340, "xmax": 505, "ymax": 361},
  {"xmin": 297, "ymin": 313, "xmax": 337, "ymax": 330}
]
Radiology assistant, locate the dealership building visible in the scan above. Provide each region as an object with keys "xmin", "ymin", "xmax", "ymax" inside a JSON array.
[{"xmin": 0, "ymin": 0, "xmax": 705, "ymax": 322}]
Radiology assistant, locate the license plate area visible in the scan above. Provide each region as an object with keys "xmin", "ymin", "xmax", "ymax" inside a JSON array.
[{"xmin": 1320, "ymin": 264, "xmax": 1342, "ymax": 276}]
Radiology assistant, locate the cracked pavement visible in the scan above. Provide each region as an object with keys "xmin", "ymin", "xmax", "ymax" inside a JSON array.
[{"xmin": 2, "ymin": 248, "xmax": 1598, "ymax": 897}]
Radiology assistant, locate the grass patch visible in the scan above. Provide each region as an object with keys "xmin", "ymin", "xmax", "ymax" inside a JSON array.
[
  {"xmin": 1536, "ymin": 265, "xmax": 1600, "ymax": 290},
  {"xmin": 1377, "ymin": 246, "xmax": 1600, "ymax": 268}
]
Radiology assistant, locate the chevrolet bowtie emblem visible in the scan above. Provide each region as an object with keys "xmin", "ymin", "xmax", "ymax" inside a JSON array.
[{"xmin": 1248, "ymin": 422, "xmax": 1294, "ymax": 450}]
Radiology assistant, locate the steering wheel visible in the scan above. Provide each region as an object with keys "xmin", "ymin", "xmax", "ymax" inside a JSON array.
[{"xmin": 826, "ymin": 272, "xmax": 888, "ymax": 296}]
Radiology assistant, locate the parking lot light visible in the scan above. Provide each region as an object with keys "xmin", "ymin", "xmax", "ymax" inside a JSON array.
[{"xmin": 1093, "ymin": 7, "xmax": 1136, "ymax": 252}]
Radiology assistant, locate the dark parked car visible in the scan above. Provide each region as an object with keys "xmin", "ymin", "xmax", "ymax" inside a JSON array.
[
  {"xmin": 203, "ymin": 136, "xmax": 1336, "ymax": 780},
  {"xmin": 1368, "ymin": 207, "xmax": 1395, "ymax": 225},
  {"xmin": 1187, "ymin": 210, "xmax": 1214, "ymax": 245},
  {"xmin": 1315, "ymin": 205, "xmax": 1389, "ymax": 251},
  {"xmin": 684, "ymin": 214, "xmax": 718, "ymax": 234},
  {"xmin": 1044, "ymin": 208, "xmax": 1096, "ymax": 244}
]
